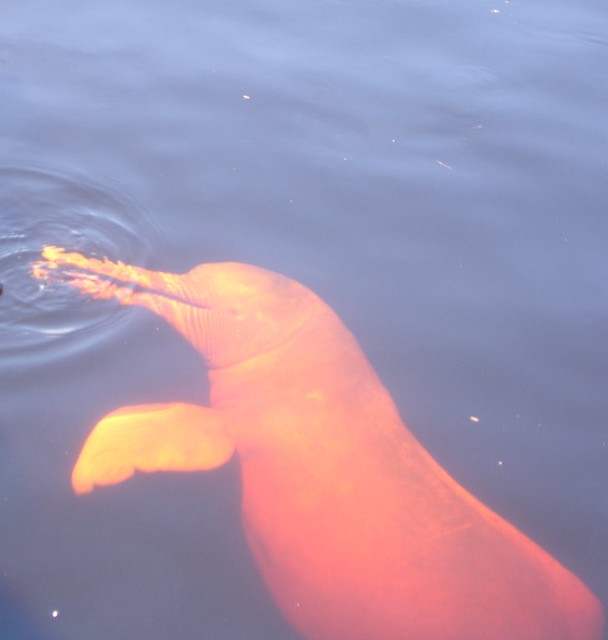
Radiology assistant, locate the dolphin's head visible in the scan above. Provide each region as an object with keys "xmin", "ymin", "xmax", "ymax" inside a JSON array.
[
  {"xmin": 32, "ymin": 247, "xmax": 323, "ymax": 369},
  {"xmin": 172, "ymin": 261, "xmax": 321, "ymax": 368}
]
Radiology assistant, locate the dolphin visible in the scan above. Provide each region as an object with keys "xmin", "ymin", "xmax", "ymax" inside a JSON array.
[{"xmin": 32, "ymin": 245, "xmax": 604, "ymax": 640}]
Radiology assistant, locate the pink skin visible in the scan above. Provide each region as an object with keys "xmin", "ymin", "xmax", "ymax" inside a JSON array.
[{"xmin": 32, "ymin": 246, "xmax": 605, "ymax": 640}]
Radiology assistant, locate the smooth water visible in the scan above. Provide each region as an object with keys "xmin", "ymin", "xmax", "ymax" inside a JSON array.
[{"xmin": 1, "ymin": 1, "xmax": 607, "ymax": 639}]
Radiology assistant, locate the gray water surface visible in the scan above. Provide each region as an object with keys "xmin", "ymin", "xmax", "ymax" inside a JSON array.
[{"xmin": 1, "ymin": 1, "xmax": 607, "ymax": 638}]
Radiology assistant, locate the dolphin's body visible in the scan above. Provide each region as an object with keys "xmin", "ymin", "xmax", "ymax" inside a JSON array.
[{"xmin": 33, "ymin": 246, "xmax": 604, "ymax": 640}]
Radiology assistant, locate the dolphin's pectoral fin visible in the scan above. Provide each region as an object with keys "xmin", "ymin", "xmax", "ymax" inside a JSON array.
[{"xmin": 71, "ymin": 402, "xmax": 234, "ymax": 495}]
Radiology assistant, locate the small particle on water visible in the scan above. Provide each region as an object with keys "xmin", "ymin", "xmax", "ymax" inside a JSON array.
[
  {"xmin": 497, "ymin": 460, "xmax": 504, "ymax": 466},
  {"xmin": 0, "ymin": 283, "xmax": 3, "ymax": 296},
  {"xmin": 435, "ymin": 160, "xmax": 453, "ymax": 170},
  {"xmin": 469, "ymin": 415, "xmax": 480, "ymax": 423},
  {"xmin": 490, "ymin": 8, "xmax": 500, "ymax": 13},
  {"xmin": 242, "ymin": 94, "xmax": 251, "ymax": 100},
  {"xmin": 51, "ymin": 610, "xmax": 59, "ymax": 618}
]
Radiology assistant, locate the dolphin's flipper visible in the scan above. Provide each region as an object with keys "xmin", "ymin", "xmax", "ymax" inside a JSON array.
[{"xmin": 71, "ymin": 403, "xmax": 234, "ymax": 494}]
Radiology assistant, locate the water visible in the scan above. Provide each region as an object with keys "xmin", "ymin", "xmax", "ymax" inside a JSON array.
[
  {"xmin": 1, "ymin": 1, "xmax": 607, "ymax": 638},
  {"xmin": 0, "ymin": 166, "xmax": 157, "ymax": 365}
]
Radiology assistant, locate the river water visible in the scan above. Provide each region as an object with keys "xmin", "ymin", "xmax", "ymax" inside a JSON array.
[{"xmin": 1, "ymin": 1, "xmax": 607, "ymax": 638}]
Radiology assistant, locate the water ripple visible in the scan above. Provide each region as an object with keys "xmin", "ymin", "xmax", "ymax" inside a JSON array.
[{"xmin": 0, "ymin": 165, "xmax": 158, "ymax": 362}]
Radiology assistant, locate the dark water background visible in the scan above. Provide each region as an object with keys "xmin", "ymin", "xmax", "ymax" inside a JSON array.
[{"xmin": 1, "ymin": 1, "xmax": 607, "ymax": 638}]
